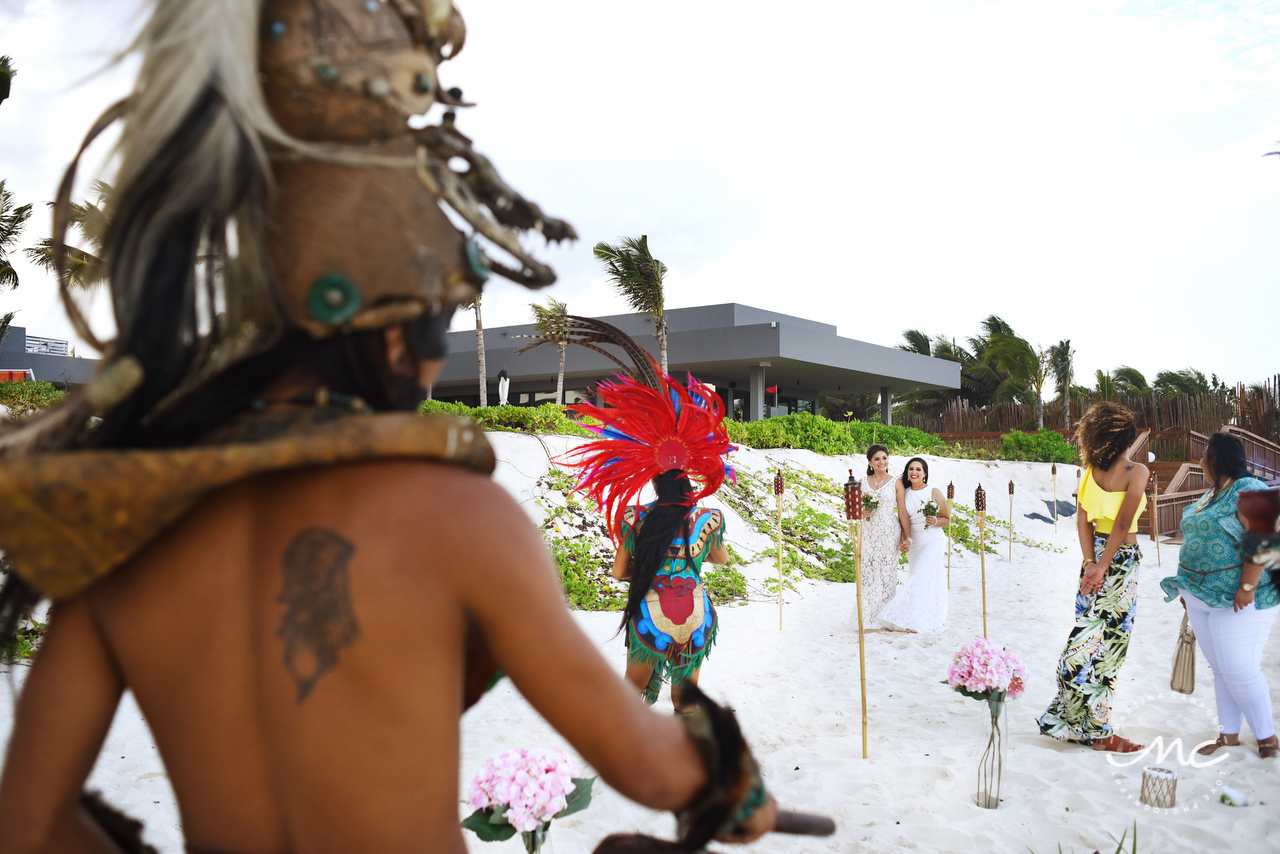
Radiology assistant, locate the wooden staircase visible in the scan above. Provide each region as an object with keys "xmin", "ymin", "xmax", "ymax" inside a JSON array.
[{"xmin": 1140, "ymin": 426, "xmax": 1280, "ymax": 540}]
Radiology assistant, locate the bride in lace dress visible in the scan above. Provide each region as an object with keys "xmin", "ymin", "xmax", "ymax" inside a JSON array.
[
  {"xmin": 878, "ymin": 457, "xmax": 951, "ymax": 634},
  {"xmin": 852, "ymin": 444, "xmax": 903, "ymax": 630}
]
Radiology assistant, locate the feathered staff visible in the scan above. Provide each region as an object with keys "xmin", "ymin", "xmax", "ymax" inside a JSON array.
[{"xmin": 520, "ymin": 316, "xmax": 733, "ymax": 542}]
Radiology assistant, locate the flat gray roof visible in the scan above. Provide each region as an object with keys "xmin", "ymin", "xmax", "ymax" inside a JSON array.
[{"xmin": 435, "ymin": 303, "xmax": 960, "ymax": 399}]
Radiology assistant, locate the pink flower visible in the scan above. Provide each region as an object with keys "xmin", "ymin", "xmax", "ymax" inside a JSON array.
[
  {"xmin": 468, "ymin": 748, "xmax": 582, "ymax": 833},
  {"xmin": 947, "ymin": 638, "xmax": 1027, "ymax": 699}
]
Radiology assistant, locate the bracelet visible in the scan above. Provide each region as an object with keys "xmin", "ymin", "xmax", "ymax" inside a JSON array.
[
  {"xmin": 676, "ymin": 686, "xmax": 766, "ymax": 848},
  {"xmin": 728, "ymin": 778, "xmax": 767, "ymax": 829}
]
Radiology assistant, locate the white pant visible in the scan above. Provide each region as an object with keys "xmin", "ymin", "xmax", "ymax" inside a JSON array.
[{"xmin": 1181, "ymin": 589, "xmax": 1278, "ymax": 740}]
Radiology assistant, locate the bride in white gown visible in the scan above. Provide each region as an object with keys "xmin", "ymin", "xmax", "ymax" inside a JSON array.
[{"xmin": 878, "ymin": 457, "xmax": 951, "ymax": 634}]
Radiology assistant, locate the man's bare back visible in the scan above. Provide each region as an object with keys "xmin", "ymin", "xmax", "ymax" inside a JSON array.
[{"xmin": 3, "ymin": 460, "xmax": 708, "ymax": 853}]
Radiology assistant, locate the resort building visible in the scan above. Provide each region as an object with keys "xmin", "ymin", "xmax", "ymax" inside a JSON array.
[
  {"xmin": 0, "ymin": 326, "xmax": 99, "ymax": 387},
  {"xmin": 433, "ymin": 303, "xmax": 961, "ymax": 422}
]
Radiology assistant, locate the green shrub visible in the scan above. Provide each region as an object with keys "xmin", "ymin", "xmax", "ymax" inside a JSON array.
[
  {"xmin": 998, "ymin": 429, "xmax": 1078, "ymax": 464},
  {"xmin": 546, "ymin": 535, "xmax": 625, "ymax": 611},
  {"xmin": 418, "ymin": 400, "xmax": 596, "ymax": 437},
  {"xmin": 702, "ymin": 564, "xmax": 749, "ymax": 602},
  {"xmin": 0, "ymin": 380, "xmax": 65, "ymax": 417},
  {"xmin": 0, "ymin": 618, "xmax": 46, "ymax": 663},
  {"xmin": 726, "ymin": 413, "xmax": 943, "ymax": 456}
]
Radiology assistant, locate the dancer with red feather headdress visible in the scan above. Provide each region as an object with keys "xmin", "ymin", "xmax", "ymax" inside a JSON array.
[{"xmin": 529, "ymin": 317, "xmax": 735, "ymax": 712}]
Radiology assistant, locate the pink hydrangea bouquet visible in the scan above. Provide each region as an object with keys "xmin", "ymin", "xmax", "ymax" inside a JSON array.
[
  {"xmin": 947, "ymin": 637, "xmax": 1027, "ymax": 705},
  {"xmin": 946, "ymin": 638, "xmax": 1027, "ymax": 809},
  {"xmin": 462, "ymin": 748, "xmax": 595, "ymax": 853}
]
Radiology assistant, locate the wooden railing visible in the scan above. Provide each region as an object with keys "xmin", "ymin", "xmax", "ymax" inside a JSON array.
[
  {"xmin": 1127, "ymin": 429, "xmax": 1150, "ymax": 464},
  {"xmin": 1163, "ymin": 463, "xmax": 1206, "ymax": 495},
  {"xmin": 1153, "ymin": 488, "xmax": 1208, "ymax": 539},
  {"xmin": 1223, "ymin": 425, "xmax": 1280, "ymax": 483},
  {"xmin": 1147, "ymin": 429, "xmax": 1209, "ymax": 462}
]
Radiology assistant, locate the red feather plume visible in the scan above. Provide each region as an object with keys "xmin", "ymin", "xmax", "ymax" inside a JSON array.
[{"xmin": 564, "ymin": 356, "xmax": 733, "ymax": 545}]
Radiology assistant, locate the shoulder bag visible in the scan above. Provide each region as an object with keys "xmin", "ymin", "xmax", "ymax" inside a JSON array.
[{"xmin": 1170, "ymin": 611, "xmax": 1196, "ymax": 695}]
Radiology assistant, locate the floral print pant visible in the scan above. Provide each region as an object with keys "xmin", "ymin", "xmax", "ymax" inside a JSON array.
[{"xmin": 1037, "ymin": 536, "xmax": 1142, "ymax": 742}]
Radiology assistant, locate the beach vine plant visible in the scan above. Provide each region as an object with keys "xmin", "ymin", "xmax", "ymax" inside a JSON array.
[
  {"xmin": 720, "ymin": 464, "xmax": 856, "ymax": 584},
  {"xmin": 534, "ymin": 467, "xmax": 750, "ymax": 611}
]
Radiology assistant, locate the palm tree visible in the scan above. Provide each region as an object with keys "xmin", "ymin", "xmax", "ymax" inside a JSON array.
[
  {"xmin": 1048, "ymin": 339, "xmax": 1074, "ymax": 429},
  {"xmin": 0, "ymin": 180, "xmax": 32, "ymax": 291},
  {"xmin": 593, "ymin": 235, "xmax": 669, "ymax": 373},
  {"xmin": 1095, "ymin": 370, "xmax": 1116, "ymax": 402},
  {"xmin": 0, "ymin": 311, "xmax": 14, "ymax": 349},
  {"xmin": 459, "ymin": 293, "xmax": 487, "ymax": 406},
  {"xmin": 529, "ymin": 297, "xmax": 570, "ymax": 405},
  {"xmin": 962, "ymin": 315, "xmax": 1017, "ymax": 408},
  {"xmin": 896, "ymin": 330, "xmax": 983, "ymax": 414},
  {"xmin": 23, "ymin": 181, "xmax": 112, "ymax": 291},
  {"xmin": 985, "ymin": 332, "xmax": 1052, "ymax": 429},
  {"xmin": 0, "ymin": 56, "xmax": 15, "ymax": 106},
  {"xmin": 1112, "ymin": 366, "xmax": 1152, "ymax": 399},
  {"xmin": 1154, "ymin": 368, "xmax": 1210, "ymax": 398}
]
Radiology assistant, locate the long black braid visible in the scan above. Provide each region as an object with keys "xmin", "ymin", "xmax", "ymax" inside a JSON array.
[{"xmin": 621, "ymin": 470, "xmax": 696, "ymax": 633}]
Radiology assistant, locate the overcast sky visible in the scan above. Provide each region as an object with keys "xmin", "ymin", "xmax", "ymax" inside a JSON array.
[{"xmin": 1, "ymin": 0, "xmax": 1278, "ymax": 385}]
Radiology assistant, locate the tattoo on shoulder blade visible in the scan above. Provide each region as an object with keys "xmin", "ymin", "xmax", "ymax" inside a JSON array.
[
  {"xmin": 1124, "ymin": 465, "xmax": 1135, "ymax": 471},
  {"xmin": 277, "ymin": 527, "xmax": 360, "ymax": 703}
]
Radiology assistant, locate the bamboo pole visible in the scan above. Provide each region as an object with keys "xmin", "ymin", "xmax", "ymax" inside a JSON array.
[
  {"xmin": 844, "ymin": 470, "xmax": 868, "ymax": 759},
  {"xmin": 1052, "ymin": 464, "xmax": 1058, "ymax": 532},
  {"xmin": 946, "ymin": 481, "xmax": 954, "ymax": 589},
  {"xmin": 976, "ymin": 484, "xmax": 988, "ymax": 638},
  {"xmin": 1008, "ymin": 480, "xmax": 1014, "ymax": 561},
  {"xmin": 1151, "ymin": 473, "xmax": 1161, "ymax": 566},
  {"xmin": 775, "ymin": 469, "xmax": 785, "ymax": 630}
]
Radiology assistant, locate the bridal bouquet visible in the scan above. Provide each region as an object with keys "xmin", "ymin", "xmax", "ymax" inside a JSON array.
[
  {"xmin": 463, "ymin": 748, "xmax": 595, "ymax": 853},
  {"xmin": 920, "ymin": 498, "xmax": 940, "ymax": 519},
  {"xmin": 947, "ymin": 637, "xmax": 1027, "ymax": 704},
  {"xmin": 862, "ymin": 492, "xmax": 880, "ymax": 512}
]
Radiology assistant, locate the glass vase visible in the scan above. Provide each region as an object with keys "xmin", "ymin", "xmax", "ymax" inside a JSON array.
[
  {"xmin": 521, "ymin": 823, "xmax": 550, "ymax": 853},
  {"xmin": 975, "ymin": 696, "xmax": 1007, "ymax": 809}
]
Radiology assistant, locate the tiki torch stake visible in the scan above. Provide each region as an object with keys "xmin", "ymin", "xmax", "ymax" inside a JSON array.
[
  {"xmin": 1008, "ymin": 480, "xmax": 1014, "ymax": 562},
  {"xmin": 946, "ymin": 481, "xmax": 954, "ymax": 589},
  {"xmin": 845, "ymin": 470, "xmax": 868, "ymax": 758},
  {"xmin": 1052, "ymin": 464, "xmax": 1058, "ymax": 533},
  {"xmin": 976, "ymin": 484, "xmax": 988, "ymax": 639},
  {"xmin": 1151, "ymin": 473, "xmax": 1161, "ymax": 566}
]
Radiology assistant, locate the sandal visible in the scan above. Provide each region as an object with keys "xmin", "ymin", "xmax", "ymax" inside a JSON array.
[
  {"xmin": 1196, "ymin": 734, "xmax": 1239, "ymax": 756},
  {"xmin": 1260, "ymin": 735, "xmax": 1279, "ymax": 759},
  {"xmin": 1090, "ymin": 734, "xmax": 1145, "ymax": 753}
]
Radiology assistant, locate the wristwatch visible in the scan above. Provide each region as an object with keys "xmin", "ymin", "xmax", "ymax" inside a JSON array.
[{"xmin": 1240, "ymin": 582, "xmax": 1256, "ymax": 593}]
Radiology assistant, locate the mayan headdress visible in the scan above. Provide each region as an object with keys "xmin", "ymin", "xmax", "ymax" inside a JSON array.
[
  {"xmin": 522, "ymin": 317, "xmax": 734, "ymax": 544},
  {"xmin": 0, "ymin": 0, "xmax": 574, "ymax": 456}
]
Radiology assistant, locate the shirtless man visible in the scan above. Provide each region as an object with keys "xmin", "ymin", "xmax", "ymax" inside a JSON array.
[
  {"xmin": 0, "ymin": 341, "xmax": 776, "ymax": 852},
  {"xmin": 0, "ymin": 1, "xmax": 776, "ymax": 849}
]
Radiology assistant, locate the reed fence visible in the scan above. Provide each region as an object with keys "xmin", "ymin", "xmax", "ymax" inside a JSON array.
[{"xmin": 897, "ymin": 377, "xmax": 1279, "ymax": 444}]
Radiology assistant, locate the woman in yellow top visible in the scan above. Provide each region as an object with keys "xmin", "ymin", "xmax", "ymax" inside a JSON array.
[{"xmin": 1037, "ymin": 403, "xmax": 1149, "ymax": 753}]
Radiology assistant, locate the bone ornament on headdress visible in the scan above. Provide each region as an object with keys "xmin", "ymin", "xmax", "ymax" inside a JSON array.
[
  {"xmin": 19, "ymin": 0, "xmax": 575, "ymax": 455},
  {"xmin": 524, "ymin": 317, "xmax": 734, "ymax": 544}
]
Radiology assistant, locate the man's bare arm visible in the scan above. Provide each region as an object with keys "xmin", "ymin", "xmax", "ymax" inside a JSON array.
[
  {"xmin": 0, "ymin": 597, "xmax": 126, "ymax": 854},
  {"xmin": 420, "ymin": 471, "xmax": 707, "ymax": 812}
]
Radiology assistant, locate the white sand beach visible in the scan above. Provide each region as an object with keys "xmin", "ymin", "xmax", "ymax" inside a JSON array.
[{"xmin": 2, "ymin": 434, "xmax": 1277, "ymax": 852}]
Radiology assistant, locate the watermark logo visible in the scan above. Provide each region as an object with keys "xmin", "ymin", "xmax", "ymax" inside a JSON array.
[
  {"xmin": 1105, "ymin": 735, "xmax": 1227, "ymax": 768},
  {"xmin": 1108, "ymin": 692, "xmax": 1224, "ymax": 815}
]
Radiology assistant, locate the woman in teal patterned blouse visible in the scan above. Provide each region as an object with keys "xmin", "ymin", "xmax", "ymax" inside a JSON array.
[{"xmin": 1160, "ymin": 433, "xmax": 1278, "ymax": 759}]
